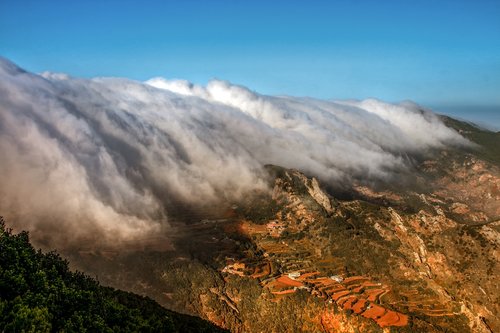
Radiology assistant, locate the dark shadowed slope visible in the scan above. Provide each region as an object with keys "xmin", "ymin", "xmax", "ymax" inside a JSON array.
[{"xmin": 441, "ymin": 115, "xmax": 500, "ymax": 166}]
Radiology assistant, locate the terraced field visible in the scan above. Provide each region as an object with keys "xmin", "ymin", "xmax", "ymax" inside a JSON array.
[{"xmin": 222, "ymin": 261, "xmax": 409, "ymax": 328}]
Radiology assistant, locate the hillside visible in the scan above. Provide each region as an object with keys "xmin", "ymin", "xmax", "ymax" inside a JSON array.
[
  {"xmin": 68, "ymin": 120, "xmax": 499, "ymax": 333},
  {"xmin": 441, "ymin": 115, "xmax": 500, "ymax": 166},
  {"xmin": 0, "ymin": 218, "xmax": 227, "ymax": 333}
]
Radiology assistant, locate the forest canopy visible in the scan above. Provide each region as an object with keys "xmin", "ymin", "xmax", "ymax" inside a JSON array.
[{"xmin": 0, "ymin": 217, "xmax": 227, "ymax": 333}]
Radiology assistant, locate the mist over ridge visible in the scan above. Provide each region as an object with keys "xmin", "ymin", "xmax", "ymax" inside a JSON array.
[{"xmin": 0, "ymin": 57, "xmax": 469, "ymax": 247}]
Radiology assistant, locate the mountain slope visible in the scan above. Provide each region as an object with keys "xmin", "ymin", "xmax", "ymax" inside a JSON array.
[
  {"xmin": 442, "ymin": 115, "xmax": 500, "ymax": 166},
  {"xmin": 69, "ymin": 130, "xmax": 499, "ymax": 333}
]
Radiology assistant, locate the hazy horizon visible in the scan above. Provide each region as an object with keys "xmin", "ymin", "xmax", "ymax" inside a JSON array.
[{"xmin": 430, "ymin": 105, "xmax": 500, "ymax": 131}]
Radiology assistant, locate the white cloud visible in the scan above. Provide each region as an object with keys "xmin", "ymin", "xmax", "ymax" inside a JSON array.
[{"xmin": 0, "ymin": 58, "xmax": 469, "ymax": 247}]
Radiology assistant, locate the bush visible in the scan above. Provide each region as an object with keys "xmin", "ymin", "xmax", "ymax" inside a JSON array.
[{"xmin": 0, "ymin": 217, "xmax": 227, "ymax": 333}]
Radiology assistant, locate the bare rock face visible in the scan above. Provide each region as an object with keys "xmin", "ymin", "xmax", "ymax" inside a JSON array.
[
  {"xmin": 271, "ymin": 169, "xmax": 335, "ymax": 215},
  {"xmin": 305, "ymin": 177, "xmax": 336, "ymax": 214}
]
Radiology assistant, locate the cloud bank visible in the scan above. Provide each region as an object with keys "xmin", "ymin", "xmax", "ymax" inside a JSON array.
[{"xmin": 0, "ymin": 58, "xmax": 468, "ymax": 247}]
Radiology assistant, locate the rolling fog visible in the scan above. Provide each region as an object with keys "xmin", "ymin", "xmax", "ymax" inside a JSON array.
[{"xmin": 0, "ymin": 58, "xmax": 468, "ymax": 247}]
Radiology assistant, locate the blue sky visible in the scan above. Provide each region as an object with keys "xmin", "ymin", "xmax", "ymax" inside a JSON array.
[{"xmin": 1, "ymin": 0, "xmax": 499, "ymax": 127}]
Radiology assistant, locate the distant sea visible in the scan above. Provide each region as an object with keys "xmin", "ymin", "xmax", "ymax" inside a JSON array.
[{"xmin": 430, "ymin": 105, "xmax": 500, "ymax": 132}]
